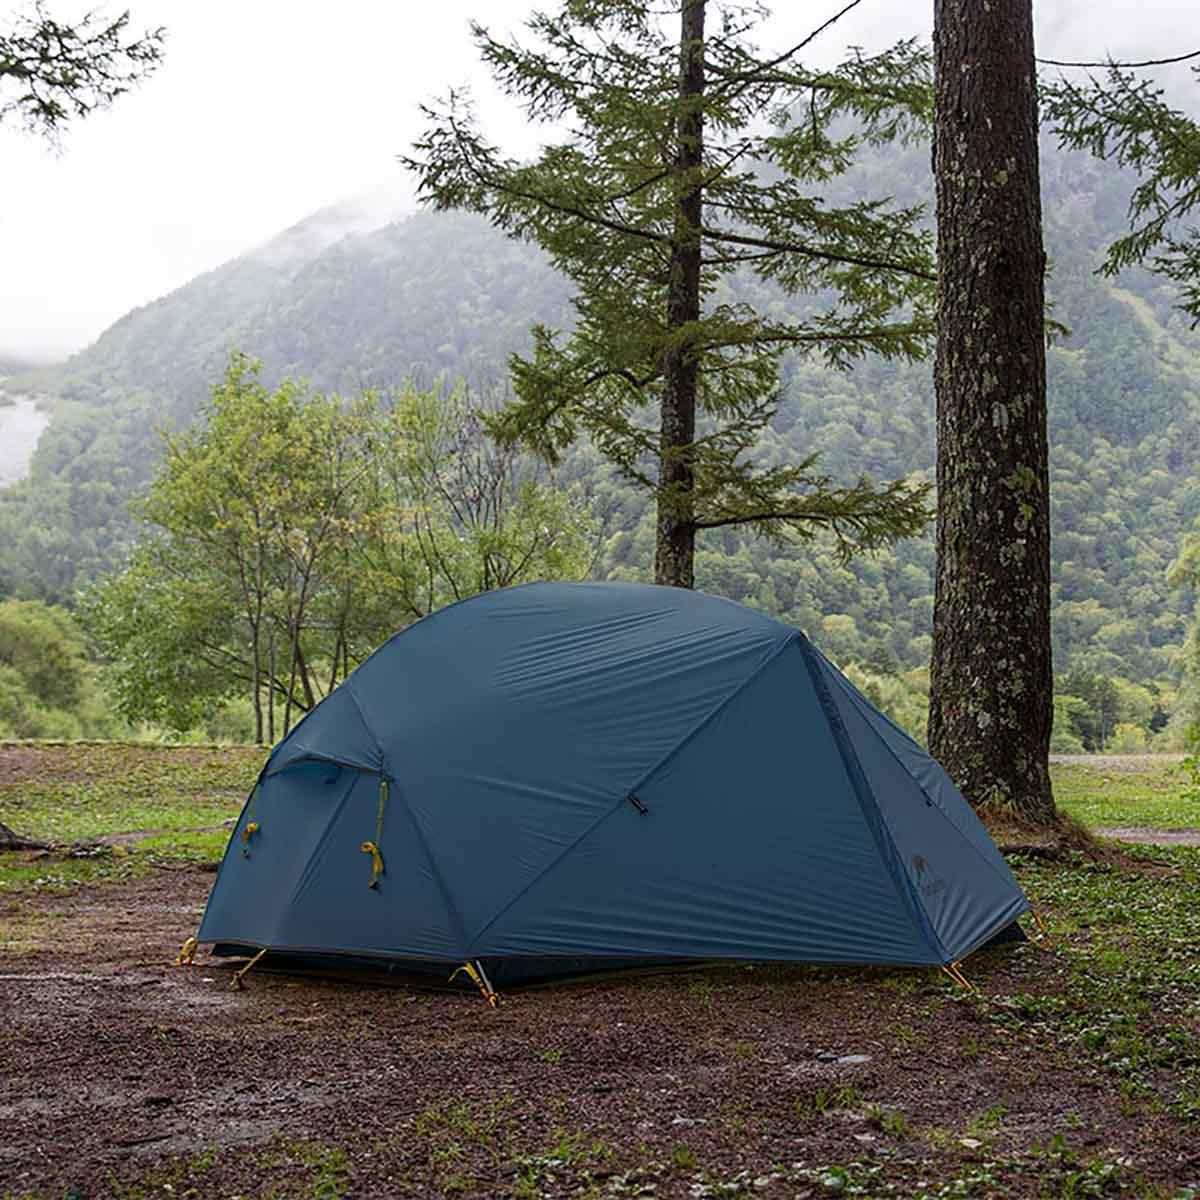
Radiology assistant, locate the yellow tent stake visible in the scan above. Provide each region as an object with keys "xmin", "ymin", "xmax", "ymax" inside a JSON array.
[
  {"xmin": 450, "ymin": 960, "xmax": 501, "ymax": 1008},
  {"xmin": 230, "ymin": 947, "xmax": 269, "ymax": 991},
  {"xmin": 1030, "ymin": 908, "xmax": 1051, "ymax": 942},
  {"xmin": 953, "ymin": 961, "xmax": 977, "ymax": 991},
  {"xmin": 941, "ymin": 961, "xmax": 976, "ymax": 992},
  {"xmin": 173, "ymin": 935, "xmax": 198, "ymax": 967},
  {"xmin": 361, "ymin": 840, "xmax": 385, "ymax": 888}
]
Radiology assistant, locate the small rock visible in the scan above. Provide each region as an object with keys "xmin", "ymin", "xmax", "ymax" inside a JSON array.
[
  {"xmin": 852, "ymin": 1132, "xmax": 877, "ymax": 1143},
  {"xmin": 959, "ymin": 1137, "xmax": 983, "ymax": 1150}
]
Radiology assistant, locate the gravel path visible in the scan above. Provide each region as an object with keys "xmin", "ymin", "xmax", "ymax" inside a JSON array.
[
  {"xmin": 1049, "ymin": 753, "xmax": 1184, "ymax": 770},
  {"xmin": 1096, "ymin": 825, "xmax": 1200, "ymax": 847}
]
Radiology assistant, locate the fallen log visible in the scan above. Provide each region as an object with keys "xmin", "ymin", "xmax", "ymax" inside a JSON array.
[{"xmin": 0, "ymin": 820, "xmax": 50, "ymax": 852}]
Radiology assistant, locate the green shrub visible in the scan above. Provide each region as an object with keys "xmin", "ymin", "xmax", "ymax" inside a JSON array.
[{"xmin": 0, "ymin": 599, "xmax": 88, "ymax": 711}]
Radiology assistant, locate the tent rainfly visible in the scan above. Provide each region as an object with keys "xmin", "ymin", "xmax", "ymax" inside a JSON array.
[{"xmin": 195, "ymin": 582, "xmax": 1029, "ymax": 998}]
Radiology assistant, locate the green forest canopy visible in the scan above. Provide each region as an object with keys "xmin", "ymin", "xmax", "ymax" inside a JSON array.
[{"xmin": 1, "ymin": 136, "xmax": 1199, "ymax": 748}]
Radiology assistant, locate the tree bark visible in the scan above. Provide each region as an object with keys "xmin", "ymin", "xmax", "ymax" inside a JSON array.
[
  {"xmin": 654, "ymin": 0, "xmax": 705, "ymax": 588},
  {"xmin": 928, "ymin": 0, "xmax": 1055, "ymax": 822}
]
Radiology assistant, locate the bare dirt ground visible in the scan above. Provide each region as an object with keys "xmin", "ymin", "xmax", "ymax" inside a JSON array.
[{"xmin": 2, "ymin": 871, "xmax": 1199, "ymax": 1198}]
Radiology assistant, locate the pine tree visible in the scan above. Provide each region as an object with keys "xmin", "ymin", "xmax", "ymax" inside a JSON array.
[
  {"xmin": 928, "ymin": 0, "xmax": 1055, "ymax": 822},
  {"xmin": 404, "ymin": 0, "xmax": 936, "ymax": 587},
  {"xmin": 1042, "ymin": 61, "xmax": 1200, "ymax": 323},
  {"xmin": 0, "ymin": 4, "xmax": 164, "ymax": 140}
]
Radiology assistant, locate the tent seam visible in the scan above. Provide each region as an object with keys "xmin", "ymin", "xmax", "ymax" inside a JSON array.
[
  {"xmin": 820, "ymin": 655, "xmax": 1028, "ymax": 902},
  {"xmin": 278, "ymin": 770, "xmax": 361, "ymax": 925},
  {"xmin": 265, "ymin": 751, "xmax": 379, "ymax": 778},
  {"xmin": 342, "ymin": 681, "xmax": 387, "ymax": 768},
  {"xmin": 463, "ymin": 629, "xmax": 797, "ymax": 955},
  {"xmin": 264, "ymin": 682, "xmax": 383, "ymax": 777},
  {"xmin": 345, "ymin": 622, "xmax": 470, "ymax": 957},
  {"xmin": 625, "ymin": 630, "xmax": 799, "ymax": 797},
  {"xmin": 797, "ymin": 638, "xmax": 949, "ymax": 964},
  {"xmin": 811, "ymin": 644, "xmax": 926, "ymax": 753},
  {"xmin": 391, "ymin": 780, "xmax": 473, "ymax": 958}
]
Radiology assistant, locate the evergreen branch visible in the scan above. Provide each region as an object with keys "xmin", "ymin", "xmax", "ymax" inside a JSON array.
[
  {"xmin": 580, "ymin": 364, "xmax": 660, "ymax": 391},
  {"xmin": 700, "ymin": 225, "xmax": 935, "ymax": 280},
  {"xmin": 1038, "ymin": 50, "xmax": 1200, "ymax": 68},
  {"xmin": 719, "ymin": 320, "xmax": 933, "ymax": 351},
  {"xmin": 692, "ymin": 474, "xmax": 933, "ymax": 558},
  {"xmin": 415, "ymin": 106, "xmax": 671, "ymax": 247},
  {"xmin": 708, "ymin": 0, "xmax": 867, "ymax": 98}
]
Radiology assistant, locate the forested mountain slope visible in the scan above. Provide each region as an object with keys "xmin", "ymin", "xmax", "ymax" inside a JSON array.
[{"xmin": 2, "ymin": 141, "xmax": 1198, "ymax": 685}]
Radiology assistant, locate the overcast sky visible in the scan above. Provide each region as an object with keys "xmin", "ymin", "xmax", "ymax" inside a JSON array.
[{"xmin": 0, "ymin": 0, "xmax": 1194, "ymax": 361}]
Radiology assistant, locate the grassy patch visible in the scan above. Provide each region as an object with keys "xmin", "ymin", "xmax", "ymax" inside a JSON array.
[
  {"xmin": 0, "ymin": 742, "xmax": 264, "ymax": 892},
  {"xmin": 1008, "ymin": 845, "xmax": 1200, "ymax": 1129},
  {"xmin": 1050, "ymin": 757, "xmax": 1198, "ymax": 829}
]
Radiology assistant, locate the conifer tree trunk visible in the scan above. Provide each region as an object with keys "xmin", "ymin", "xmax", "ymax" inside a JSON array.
[
  {"xmin": 655, "ymin": 0, "xmax": 705, "ymax": 588},
  {"xmin": 928, "ymin": 0, "xmax": 1055, "ymax": 822}
]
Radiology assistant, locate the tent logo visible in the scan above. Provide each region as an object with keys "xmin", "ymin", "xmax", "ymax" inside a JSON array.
[{"xmin": 912, "ymin": 854, "xmax": 946, "ymax": 898}]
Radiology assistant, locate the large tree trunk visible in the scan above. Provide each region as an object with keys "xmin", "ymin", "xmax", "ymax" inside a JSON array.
[
  {"xmin": 654, "ymin": 0, "xmax": 705, "ymax": 589},
  {"xmin": 928, "ymin": 0, "xmax": 1055, "ymax": 822}
]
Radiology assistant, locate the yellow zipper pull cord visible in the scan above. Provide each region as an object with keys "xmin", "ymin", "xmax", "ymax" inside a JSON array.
[
  {"xmin": 361, "ymin": 840, "xmax": 385, "ymax": 888},
  {"xmin": 241, "ymin": 821, "xmax": 260, "ymax": 853},
  {"xmin": 241, "ymin": 783, "xmax": 262, "ymax": 858},
  {"xmin": 362, "ymin": 777, "xmax": 389, "ymax": 888}
]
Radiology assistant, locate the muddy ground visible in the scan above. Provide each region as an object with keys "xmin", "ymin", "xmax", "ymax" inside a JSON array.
[{"xmin": 2, "ymin": 870, "xmax": 1199, "ymax": 1198}]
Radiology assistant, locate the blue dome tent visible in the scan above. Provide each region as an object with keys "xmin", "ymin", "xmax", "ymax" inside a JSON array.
[{"xmin": 196, "ymin": 583, "xmax": 1028, "ymax": 996}]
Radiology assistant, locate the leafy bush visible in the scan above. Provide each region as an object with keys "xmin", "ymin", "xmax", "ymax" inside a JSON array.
[
  {"xmin": 1109, "ymin": 723, "xmax": 1149, "ymax": 753},
  {"xmin": 0, "ymin": 599, "xmax": 87, "ymax": 711}
]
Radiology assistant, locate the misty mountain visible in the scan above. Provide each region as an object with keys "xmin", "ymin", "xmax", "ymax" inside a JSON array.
[
  {"xmin": 2, "ymin": 139, "xmax": 1199, "ymax": 689},
  {"xmin": 19, "ymin": 204, "xmax": 570, "ymax": 417}
]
